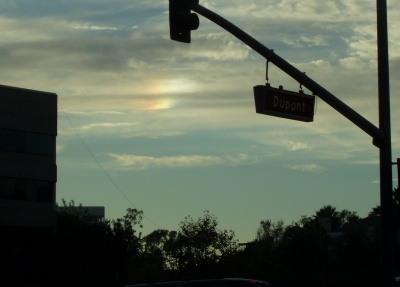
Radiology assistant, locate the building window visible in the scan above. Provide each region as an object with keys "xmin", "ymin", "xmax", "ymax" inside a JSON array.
[
  {"xmin": 0, "ymin": 129, "xmax": 25, "ymax": 152},
  {"xmin": 26, "ymin": 133, "xmax": 54, "ymax": 156},
  {"xmin": 0, "ymin": 178, "xmax": 13, "ymax": 199},
  {"xmin": 0, "ymin": 177, "xmax": 54, "ymax": 203},
  {"xmin": 0, "ymin": 129, "xmax": 54, "ymax": 156},
  {"xmin": 36, "ymin": 182, "xmax": 54, "ymax": 203}
]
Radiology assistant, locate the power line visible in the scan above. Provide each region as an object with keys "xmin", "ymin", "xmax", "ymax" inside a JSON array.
[{"xmin": 58, "ymin": 102, "xmax": 159, "ymax": 230}]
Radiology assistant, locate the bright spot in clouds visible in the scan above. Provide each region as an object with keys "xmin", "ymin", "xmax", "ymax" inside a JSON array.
[
  {"xmin": 138, "ymin": 78, "xmax": 199, "ymax": 110},
  {"xmin": 142, "ymin": 79, "xmax": 199, "ymax": 95},
  {"xmin": 143, "ymin": 97, "xmax": 175, "ymax": 111}
]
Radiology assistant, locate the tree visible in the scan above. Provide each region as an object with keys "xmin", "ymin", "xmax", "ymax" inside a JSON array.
[
  {"xmin": 110, "ymin": 207, "xmax": 143, "ymax": 256},
  {"xmin": 175, "ymin": 211, "xmax": 239, "ymax": 276},
  {"xmin": 275, "ymin": 216, "xmax": 328, "ymax": 284},
  {"xmin": 142, "ymin": 229, "xmax": 178, "ymax": 276},
  {"xmin": 245, "ymin": 206, "xmax": 363, "ymax": 285},
  {"xmin": 57, "ymin": 198, "xmax": 95, "ymax": 221},
  {"xmin": 368, "ymin": 188, "xmax": 399, "ymax": 228},
  {"xmin": 255, "ymin": 219, "xmax": 285, "ymax": 247},
  {"xmin": 237, "ymin": 219, "xmax": 286, "ymax": 281},
  {"xmin": 56, "ymin": 199, "xmax": 114, "ymax": 282},
  {"xmin": 55, "ymin": 201, "xmax": 145, "ymax": 284},
  {"xmin": 369, "ymin": 205, "xmax": 382, "ymax": 216},
  {"xmin": 314, "ymin": 205, "xmax": 360, "ymax": 231},
  {"xmin": 106, "ymin": 208, "xmax": 144, "ymax": 281}
]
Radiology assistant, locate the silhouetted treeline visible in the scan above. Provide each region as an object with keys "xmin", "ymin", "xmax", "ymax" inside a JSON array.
[{"xmin": 2, "ymin": 189, "xmax": 399, "ymax": 287}]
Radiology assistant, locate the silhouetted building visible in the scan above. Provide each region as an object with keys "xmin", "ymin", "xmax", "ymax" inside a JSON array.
[
  {"xmin": 0, "ymin": 84, "xmax": 57, "ymax": 228},
  {"xmin": 0, "ymin": 84, "xmax": 57, "ymax": 282},
  {"xmin": 57, "ymin": 205, "xmax": 105, "ymax": 223},
  {"xmin": 81, "ymin": 206, "xmax": 105, "ymax": 223}
]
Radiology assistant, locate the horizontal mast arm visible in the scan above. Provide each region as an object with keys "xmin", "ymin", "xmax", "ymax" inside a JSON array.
[{"xmin": 193, "ymin": 4, "xmax": 385, "ymax": 147}]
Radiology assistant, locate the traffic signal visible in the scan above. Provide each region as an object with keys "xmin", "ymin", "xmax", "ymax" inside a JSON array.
[{"xmin": 169, "ymin": 0, "xmax": 199, "ymax": 43}]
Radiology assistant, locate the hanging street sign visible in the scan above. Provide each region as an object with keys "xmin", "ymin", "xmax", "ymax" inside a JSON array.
[{"xmin": 253, "ymin": 85, "xmax": 315, "ymax": 122}]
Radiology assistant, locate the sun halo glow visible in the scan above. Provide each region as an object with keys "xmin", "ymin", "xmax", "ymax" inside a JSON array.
[{"xmin": 141, "ymin": 78, "xmax": 198, "ymax": 111}]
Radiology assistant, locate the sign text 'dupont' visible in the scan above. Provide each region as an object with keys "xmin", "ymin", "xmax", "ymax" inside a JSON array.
[{"xmin": 253, "ymin": 85, "xmax": 315, "ymax": 122}]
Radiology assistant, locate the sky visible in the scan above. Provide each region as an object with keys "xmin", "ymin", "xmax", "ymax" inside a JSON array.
[{"xmin": 1, "ymin": 0, "xmax": 399, "ymax": 243}]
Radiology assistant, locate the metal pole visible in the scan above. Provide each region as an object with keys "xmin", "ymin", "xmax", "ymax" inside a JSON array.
[
  {"xmin": 376, "ymin": 0, "xmax": 395, "ymax": 286},
  {"xmin": 398, "ymin": 158, "xmax": 400, "ymax": 189}
]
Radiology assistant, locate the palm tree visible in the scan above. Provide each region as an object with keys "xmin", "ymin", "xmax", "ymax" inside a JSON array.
[{"xmin": 314, "ymin": 205, "xmax": 359, "ymax": 231}]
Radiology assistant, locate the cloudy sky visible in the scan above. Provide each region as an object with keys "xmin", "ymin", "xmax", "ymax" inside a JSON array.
[{"xmin": 1, "ymin": 0, "xmax": 399, "ymax": 242}]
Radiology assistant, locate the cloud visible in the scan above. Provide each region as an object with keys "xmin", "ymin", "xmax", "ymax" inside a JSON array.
[
  {"xmin": 1, "ymin": 0, "xmax": 399, "ymax": 169},
  {"xmin": 80, "ymin": 122, "xmax": 137, "ymax": 130},
  {"xmin": 71, "ymin": 23, "xmax": 118, "ymax": 31},
  {"xmin": 185, "ymin": 35, "xmax": 251, "ymax": 61},
  {"xmin": 282, "ymin": 140, "xmax": 313, "ymax": 151},
  {"xmin": 59, "ymin": 122, "xmax": 139, "ymax": 136},
  {"xmin": 56, "ymin": 144, "xmax": 65, "ymax": 154},
  {"xmin": 351, "ymin": 159, "xmax": 379, "ymax": 165},
  {"xmin": 282, "ymin": 35, "xmax": 329, "ymax": 48},
  {"xmin": 339, "ymin": 57, "xmax": 370, "ymax": 70},
  {"xmin": 219, "ymin": 0, "xmax": 375, "ymax": 22},
  {"xmin": 108, "ymin": 153, "xmax": 255, "ymax": 170},
  {"xmin": 283, "ymin": 163, "xmax": 324, "ymax": 173},
  {"xmin": 127, "ymin": 130, "xmax": 186, "ymax": 139}
]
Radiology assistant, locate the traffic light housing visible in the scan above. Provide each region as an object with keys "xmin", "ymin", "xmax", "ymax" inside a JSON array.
[{"xmin": 169, "ymin": 0, "xmax": 199, "ymax": 43}]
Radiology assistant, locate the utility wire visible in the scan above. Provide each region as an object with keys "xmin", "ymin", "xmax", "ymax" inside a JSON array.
[{"xmin": 59, "ymin": 102, "xmax": 159, "ymax": 230}]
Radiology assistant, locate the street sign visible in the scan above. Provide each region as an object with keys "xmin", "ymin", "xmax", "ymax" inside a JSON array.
[{"xmin": 253, "ymin": 85, "xmax": 315, "ymax": 122}]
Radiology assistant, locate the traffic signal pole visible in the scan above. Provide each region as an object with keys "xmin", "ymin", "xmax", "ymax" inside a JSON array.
[
  {"xmin": 174, "ymin": 2, "xmax": 395, "ymax": 285},
  {"xmin": 376, "ymin": 1, "xmax": 395, "ymax": 286},
  {"xmin": 192, "ymin": 4, "xmax": 385, "ymax": 147}
]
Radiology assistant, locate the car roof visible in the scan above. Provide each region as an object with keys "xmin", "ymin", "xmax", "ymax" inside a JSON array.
[{"xmin": 126, "ymin": 278, "xmax": 271, "ymax": 287}]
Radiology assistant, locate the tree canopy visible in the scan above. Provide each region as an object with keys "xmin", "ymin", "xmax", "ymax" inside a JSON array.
[
  {"xmin": 176, "ymin": 210, "xmax": 239, "ymax": 276},
  {"xmin": 6, "ymin": 199, "xmax": 398, "ymax": 287}
]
